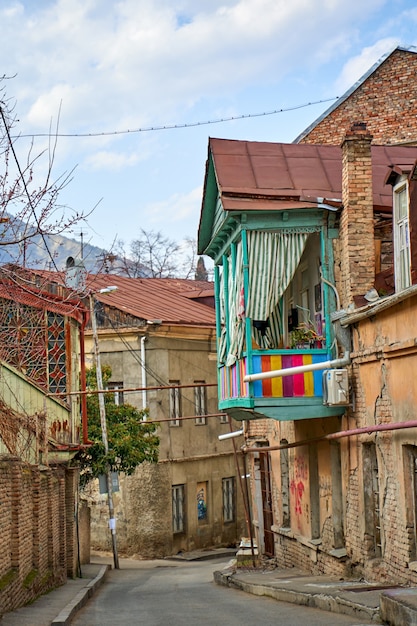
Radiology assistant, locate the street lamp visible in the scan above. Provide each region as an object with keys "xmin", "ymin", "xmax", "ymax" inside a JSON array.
[{"xmin": 89, "ymin": 286, "xmax": 119, "ymax": 569}]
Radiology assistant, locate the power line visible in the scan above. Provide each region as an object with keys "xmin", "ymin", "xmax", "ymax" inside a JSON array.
[{"xmin": 15, "ymin": 97, "xmax": 339, "ymax": 139}]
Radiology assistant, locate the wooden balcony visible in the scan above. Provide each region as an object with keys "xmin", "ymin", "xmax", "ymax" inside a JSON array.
[{"xmin": 218, "ymin": 348, "xmax": 346, "ymax": 421}]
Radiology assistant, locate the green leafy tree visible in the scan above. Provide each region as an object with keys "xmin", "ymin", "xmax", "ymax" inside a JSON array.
[{"xmin": 77, "ymin": 365, "xmax": 159, "ymax": 487}]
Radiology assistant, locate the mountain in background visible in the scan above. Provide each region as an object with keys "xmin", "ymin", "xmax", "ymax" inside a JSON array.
[
  {"xmin": 0, "ymin": 220, "xmax": 209, "ymax": 280},
  {"xmin": 0, "ymin": 229, "xmax": 111, "ymax": 274}
]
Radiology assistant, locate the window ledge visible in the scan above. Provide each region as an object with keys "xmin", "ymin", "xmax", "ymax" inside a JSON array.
[
  {"xmin": 272, "ymin": 525, "xmax": 322, "ymax": 550},
  {"xmin": 273, "ymin": 525, "xmax": 346, "ymax": 558},
  {"xmin": 329, "ymin": 547, "xmax": 347, "ymax": 559}
]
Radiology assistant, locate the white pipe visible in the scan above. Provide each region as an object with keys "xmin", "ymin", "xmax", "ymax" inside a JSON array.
[
  {"xmin": 243, "ymin": 351, "xmax": 351, "ymax": 383},
  {"xmin": 141, "ymin": 335, "xmax": 147, "ymax": 416},
  {"xmin": 218, "ymin": 429, "xmax": 244, "ymax": 441}
]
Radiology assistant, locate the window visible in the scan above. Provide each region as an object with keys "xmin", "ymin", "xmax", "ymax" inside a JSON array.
[
  {"xmin": 107, "ymin": 382, "xmax": 124, "ymax": 405},
  {"xmin": 222, "ymin": 477, "xmax": 235, "ymax": 523},
  {"xmin": 47, "ymin": 311, "xmax": 67, "ymax": 395},
  {"xmin": 172, "ymin": 484, "xmax": 185, "ymax": 533},
  {"xmin": 403, "ymin": 446, "xmax": 417, "ymax": 561},
  {"xmin": 169, "ymin": 380, "xmax": 181, "ymax": 426},
  {"xmin": 219, "ymin": 414, "xmax": 229, "ymax": 424},
  {"xmin": 363, "ymin": 444, "xmax": 382, "ymax": 557},
  {"xmin": 394, "ymin": 181, "xmax": 411, "ymax": 292},
  {"xmin": 280, "ymin": 441, "xmax": 290, "ymax": 528},
  {"xmin": 194, "ymin": 381, "xmax": 207, "ymax": 425}
]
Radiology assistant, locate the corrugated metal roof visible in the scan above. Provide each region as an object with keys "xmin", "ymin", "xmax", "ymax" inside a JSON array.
[
  {"xmin": 0, "ymin": 281, "xmax": 85, "ymax": 322},
  {"xmin": 142, "ymin": 277, "xmax": 214, "ymax": 300},
  {"xmin": 209, "ymin": 137, "xmax": 417, "ymax": 212},
  {"xmin": 87, "ymin": 274, "xmax": 215, "ymax": 326}
]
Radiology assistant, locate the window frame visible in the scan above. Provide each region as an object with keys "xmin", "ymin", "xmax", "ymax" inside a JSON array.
[
  {"xmin": 222, "ymin": 477, "xmax": 235, "ymax": 523},
  {"xmin": 194, "ymin": 381, "xmax": 207, "ymax": 425},
  {"xmin": 172, "ymin": 484, "xmax": 185, "ymax": 534},
  {"xmin": 169, "ymin": 381, "xmax": 181, "ymax": 426},
  {"xmin": 393, "ymin": 179, "xmax": 411, "ymax": 292},
  {"xmin": 107, "ymin": 381, "xmax": 124, "ymax": 406}
]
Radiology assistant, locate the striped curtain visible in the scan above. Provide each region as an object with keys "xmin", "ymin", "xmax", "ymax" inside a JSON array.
[
  {"xmin": 225, "ymin": 243, "xmax": 244, "ymax": 366},
  {"xmin": 246, "ymin": 230, "xmax": 309, "ymax": 348},
  {"xmin": 217, "ymin": 266, "xmax": 228, "ymax": 364},
  {"xmin": 222, "ymin": 230, "xmax": 309, "ymax": 364}
]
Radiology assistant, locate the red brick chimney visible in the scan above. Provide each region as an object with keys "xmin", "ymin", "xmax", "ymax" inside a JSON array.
[{"xmin": 340, "ymin": 122, "xmax": 375, "ymax": 308}]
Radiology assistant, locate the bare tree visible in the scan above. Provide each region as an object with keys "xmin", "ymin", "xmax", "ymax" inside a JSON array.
[
  {"xmin": 113, "ymin": 229, "xmax": 181, "ymax": 278},
  {"xmin": 0, "ymin": 84, "xmax": 89, "ymax": 269},
  {"xmin": 112, "ymin": 230, "xmax": 214, "ymax": 280}
]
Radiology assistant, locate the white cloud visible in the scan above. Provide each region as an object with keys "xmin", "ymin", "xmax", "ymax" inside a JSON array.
[
  {"xmin": 145, "ymin": 186, "xmax": 203, "ymax": 228},
  {"xmin": 84, "ymin": 150, "xmax": 140, "ymax": 171},
  {"xmin": 2, "ymin": 0, "xmax": 389, "ymax": 134},
  {"xmin": 1, "ymin": 0, "xmax": 415, "ymax": 251},
  {"xmin": 335, "ymin": 38, "xmax": 400, "ymax": 93}
]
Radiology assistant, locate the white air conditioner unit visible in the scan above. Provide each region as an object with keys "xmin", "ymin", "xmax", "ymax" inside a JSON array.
[{"xmin": 323, "ymin": 369, "xmax": 349, "ymax": 407}]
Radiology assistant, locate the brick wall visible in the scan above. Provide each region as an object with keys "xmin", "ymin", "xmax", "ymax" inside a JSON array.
[
  {"xmin": 299, "ymin": 49, "xmax": 417, "ymax": 146},
  {"xmin": 340, "ymin": 123, "xmax": 375, "ymax": 307},
  {"xmin": 0, "ymin": 457, "xmax": 79, "ymax": 616}
]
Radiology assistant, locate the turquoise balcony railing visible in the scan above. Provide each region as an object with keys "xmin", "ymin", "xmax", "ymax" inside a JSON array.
[{"xmin": 218, "ymin": 348, "xmax": 346, "ymax": 421}]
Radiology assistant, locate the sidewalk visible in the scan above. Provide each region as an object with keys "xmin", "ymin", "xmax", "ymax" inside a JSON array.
[
  {"xmin": 214, "ymin": 562, "xmax": 417, "ymax": 625},
  {"xmin": 0, "ymin": 560, "xmax": 110, "ymax": 626},
  {"xmin": 2, "ymin": 551, "xmax": 417, "ymax": 625}
]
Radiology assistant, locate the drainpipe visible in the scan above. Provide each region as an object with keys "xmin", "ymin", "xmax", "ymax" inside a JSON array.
[
  {"xmin": 244, "ymin": 351, "xmax": 351, "ymax": 384},
  {"xmin": 80, "ymin": 308, "xmax": 89, "ymax": 444},
  {"xmin": 141, "ymin": 335, "xmax": 147, "ymax": 417},
  {"xmin": 244, "ymin": 419, "xmax": 417, "ymax": 453}
]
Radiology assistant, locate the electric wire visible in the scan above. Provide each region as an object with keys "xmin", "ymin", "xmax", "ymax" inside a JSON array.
[{"xmin": 15, "ymin": 97, "xmax": 339, "ymax": 139}]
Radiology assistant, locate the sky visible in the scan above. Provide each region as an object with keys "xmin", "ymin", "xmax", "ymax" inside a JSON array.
[{"xmin": 1, "ymin": 0, "xmax": 417, "ymax": 267}]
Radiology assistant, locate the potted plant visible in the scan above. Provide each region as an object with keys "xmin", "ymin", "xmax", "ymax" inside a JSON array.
[{"xmin": 290, "ymin": 322, "xmax": 324, "ymax": 349}]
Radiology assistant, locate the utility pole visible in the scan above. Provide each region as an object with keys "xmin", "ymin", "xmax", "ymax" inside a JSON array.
[{"xmin": 89, "ymin": 288, "xmax": 119, "ymax": 569}]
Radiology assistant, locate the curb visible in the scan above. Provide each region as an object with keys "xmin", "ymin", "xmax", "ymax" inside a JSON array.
[
  {"xmin": 213, "ymin": 570, "xmax": 381, "ymax": 623},
  {"xmin": 51, "ymin": 565, "xmax": 110, "ymax": 626},
  {"xmin": 380, "ymin": 588, "xmax": 417, "ymax": 626}
]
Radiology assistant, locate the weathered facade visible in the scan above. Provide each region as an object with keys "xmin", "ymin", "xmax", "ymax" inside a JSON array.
[
  {"xmin": 0, "ymin": 269, "xmax": 86, "ymax": 615},
  {"xmin": 197, "ymin": 126, "xmax": 417, "ymax": 584},
  {"xmin": 83, "ymin": 274, "xmax": 246, "ymax": 557}
]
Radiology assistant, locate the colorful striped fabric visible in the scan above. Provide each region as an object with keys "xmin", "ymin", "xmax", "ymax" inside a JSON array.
[{"xmin": 219, "ymin": 352, "xmax": 327, "ymax": 401}]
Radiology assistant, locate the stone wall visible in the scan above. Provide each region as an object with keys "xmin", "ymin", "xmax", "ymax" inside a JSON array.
[
  {"xmin": 0, "ymin": 456, "xmax": 79, "ymax": 615},
  {"xmin": 87, "ymin": 453, "xmax": 246, "ymax": 558}
]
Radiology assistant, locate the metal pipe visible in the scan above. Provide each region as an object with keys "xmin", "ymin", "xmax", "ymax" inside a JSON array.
[
  {"xmin": 244, "ymin": 419, "xmax": 417, "ymax": 453},
  {"xmin": 79, "ymin": 308, "xmax": 89, "ymax": 444},
  {"xmin": 218, "ymin": 429, "xmax": 244, "ymax": 441},
  {"xmin": 90, "ymin": 293, "xmax": 119, "ymax": 570},
  {"xmin": 141, "ymin": 335, "xmax": 147, "ymax": 415},
  {"xmin": 244, "ymin": 351, "xmax": 351, "ymax": 383},
  {"xmin": 49, "ymin": 381, "xmax": 217, "ymax": 398}
]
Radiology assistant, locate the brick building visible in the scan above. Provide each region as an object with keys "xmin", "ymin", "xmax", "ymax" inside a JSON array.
[
  {"xmin": 197, "ymin": 44, "xmax": 417, "ymax": 584},
  {"xmin": 295, "ymin": 46, "xmax": 417, "ymax": 146},
  {"xmin": 198, "ymin": 132, "xmax": 417, "ymax": 582},
  {"xmin": 0, "ymin": 268, "xmax": 87, "ymax": 615}
]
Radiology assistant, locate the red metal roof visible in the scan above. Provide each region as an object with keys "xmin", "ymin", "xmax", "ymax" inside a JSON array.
[
  {"xmin": 143, "ymin": 277, "xmax": 214, "ymax": 300},
  {"xmin": 87, "ymin": 274, "xmax": 215, "ymax": 327},
  {"xmin": 0, "ymin": 281, "xmax": 85, "ymax": 323},
  {"xmin": 209, "ymin": 138, "xmax": 417, "ymax": 212}
]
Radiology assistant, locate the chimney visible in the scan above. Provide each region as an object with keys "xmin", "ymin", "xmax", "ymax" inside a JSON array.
[{"xmin": 340, "ymin": 122, "xmax": 375, "ymax": 308}]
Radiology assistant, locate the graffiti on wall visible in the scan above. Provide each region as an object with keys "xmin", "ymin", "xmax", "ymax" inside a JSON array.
[
  {"xmin": 197, "ymin": 482, "xmax": 207, "ymax": 521},
  {"xmin": 290, "ymin": 455, "xmax": 308, "ymax": 524}
]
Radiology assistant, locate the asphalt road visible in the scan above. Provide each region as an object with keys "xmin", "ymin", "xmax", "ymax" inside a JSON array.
[{"xmin": 70, "ymin": 557, "xmax": 374, "ymax": 626}]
